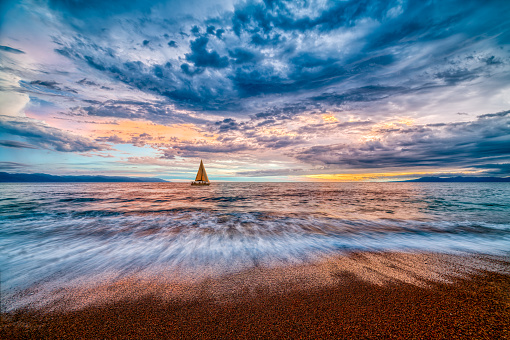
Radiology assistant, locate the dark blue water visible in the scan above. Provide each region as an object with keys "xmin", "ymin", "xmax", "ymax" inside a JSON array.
[{"xmin": 1, "ymin": 182, "xmax": 509, "ymax": 293}]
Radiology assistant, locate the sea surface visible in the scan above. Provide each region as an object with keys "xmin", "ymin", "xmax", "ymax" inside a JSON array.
[{"xmin": 1, "ymin": 182, "xmax": 509, "ymax": 296}]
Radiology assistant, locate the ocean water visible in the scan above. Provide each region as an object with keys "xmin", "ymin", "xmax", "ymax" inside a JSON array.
[{"xmin": 1, "ymin": 182, "xmax": 509, "ymax": 294}]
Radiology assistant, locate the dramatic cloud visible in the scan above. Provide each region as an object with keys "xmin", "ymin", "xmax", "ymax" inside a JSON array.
[
  {"xmin": 0, "ymin": 0, "xmax": 509, "ymax": 180},
  {"xmin": 33, "ymin": 0, "xmax": 508, "ymax": 115},
  {"xmin": 185, "ymin": 37, "xmax": 229, "ymax": 69},
  {"xmin": 0, "ymin": 118, "xmax": 108, "ymax": 152},
  {"xmin": 74, "ymin": 99, "xmax": 208, "ymax": 125},
  {"xmin": 294, "ymin": 110, "xmax": 510, "ymax": 170}
]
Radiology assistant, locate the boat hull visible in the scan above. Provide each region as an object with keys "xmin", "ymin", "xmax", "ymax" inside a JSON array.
[{"xmin": 191, "ymin": 181, "xmax": 210, "ymax": 186}]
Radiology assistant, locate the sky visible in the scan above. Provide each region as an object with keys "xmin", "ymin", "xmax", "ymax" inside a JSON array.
[{"xmin": 0, "ymin": 0, "xmax": 509, "ymax": 182}]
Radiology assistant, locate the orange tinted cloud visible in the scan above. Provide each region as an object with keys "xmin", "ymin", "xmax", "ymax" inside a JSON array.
[
  {"xmin": 322, "ymin": 114, "xmax": 339, "ymax": 123},
  {"xmin": 91, "ymin": 120, "xmax": 216, "ymax": 144}
]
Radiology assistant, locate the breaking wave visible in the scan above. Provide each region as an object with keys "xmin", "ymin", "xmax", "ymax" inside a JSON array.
[{"xmin": 1, "ymin": 182, "xmax": 509, "ymax": 294}]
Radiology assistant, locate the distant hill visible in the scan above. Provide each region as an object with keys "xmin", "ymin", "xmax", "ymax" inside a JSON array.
[
  {"xmin": 401, "ymin": 176, "xmax": 510, "ymax": 183},
  {"xmin": 0, "ymin": 172, "xmax": 167, "ymax": 183}
]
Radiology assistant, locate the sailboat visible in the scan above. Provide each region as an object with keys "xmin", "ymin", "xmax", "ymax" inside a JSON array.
[{"xmin": 191, "ymin": 160, "xmax": 210, "ymax": 186}]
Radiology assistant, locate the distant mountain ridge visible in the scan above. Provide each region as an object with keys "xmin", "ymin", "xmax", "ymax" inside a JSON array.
[
  {"xmin": 0, "ymin": 172, "xmax": 167, "ymax": 182},
  {"xmin": 401, "ymin": 176, "xmax": 510, "ymax": 182}
]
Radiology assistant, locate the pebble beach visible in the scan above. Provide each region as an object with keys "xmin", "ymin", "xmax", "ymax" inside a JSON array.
[{"xmin": 2, "ymin": 251, "xmax": 509, "ymax": 339}]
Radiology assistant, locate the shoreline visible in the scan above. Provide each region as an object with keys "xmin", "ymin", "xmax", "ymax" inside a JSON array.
[{"xmin": 2, "ymin": 251, "xmax": 509, "ymax": 338}]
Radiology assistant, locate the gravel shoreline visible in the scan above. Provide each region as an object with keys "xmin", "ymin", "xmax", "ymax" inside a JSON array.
[{"xmin": 2, "ymin": 252, "xmax": 509, "ymax": 339}]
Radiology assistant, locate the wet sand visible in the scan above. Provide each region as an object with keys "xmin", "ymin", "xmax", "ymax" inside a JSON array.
[{"xmin": 2, "ymin": 252, "xmax": 509, "ymax": 339}]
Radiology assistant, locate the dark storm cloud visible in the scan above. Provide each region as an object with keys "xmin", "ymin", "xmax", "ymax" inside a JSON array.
[
  {"xmin": 185, "ymin": 36, "xmax": 229, "ymax": 69},
  {"xmin": 228, "ymin": 48, "xmax": 258, "ymax": 64},
  {"xmin": 206, "ymin": 25, "xmax": 216, "ymax": 35},
  {"xmin": 153, "ymin": 65, "xmax": 164, "ymax": 78},
  {"xmin": 76, "ymin": 99, "xmax": 210, "ymax": 125},
  {"xmin": 0, "ymin": 140, "xmax": 39, "ymax": 149},
  {"xmin": 215, "ymin": 28, "xmax": 225, "ymax": 39},
  {"xmin": 0, "ymin": 45, "xmax": 25, "ymax": 54},
  {"xmin": 180, "ymin": 63, "xmax": 204, "ymax": 76},
  {"xmin": 45, "ymin": 0, "xmax": 162, "ymax": 18},
  {"xmin": 54, "ymin": 40, "xmax": 239, "ymax": 110},
  {"xmin": 233, "ymin": 53, "xmax": 397, "ymax": 98},
  {"xmin": 191, "ymin": 25, "xmax": 200, "ymax": 36},
  {"xmin": 294, "ymin": 110, "xmax": 510, "ymax": 169},
  {"xmin": 43, "ymin": 0, "xmax": 510, "ymax": 116},
  {"xmin": 0, "ymin": 118, "xmax": 107, "ymax": 152},
  {"xmin": 231, "ymin": 0, "xmax": 396, "ymax": 36}
]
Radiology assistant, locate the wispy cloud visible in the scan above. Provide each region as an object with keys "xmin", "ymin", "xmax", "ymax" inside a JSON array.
[
  {"xmin": 0, "ymin": 140, "xmax": 39, "ymax": 149},
  {"xmin": 0, "ymin": 161, "xmax": 30, "ymax": 170},
  {"xmin": 0, "ymin": 45, "xmax": 25, "ymax": 54},
  {"xmin": 0, "ymin": 117, "xmax": 108, "ymax": 152}
]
